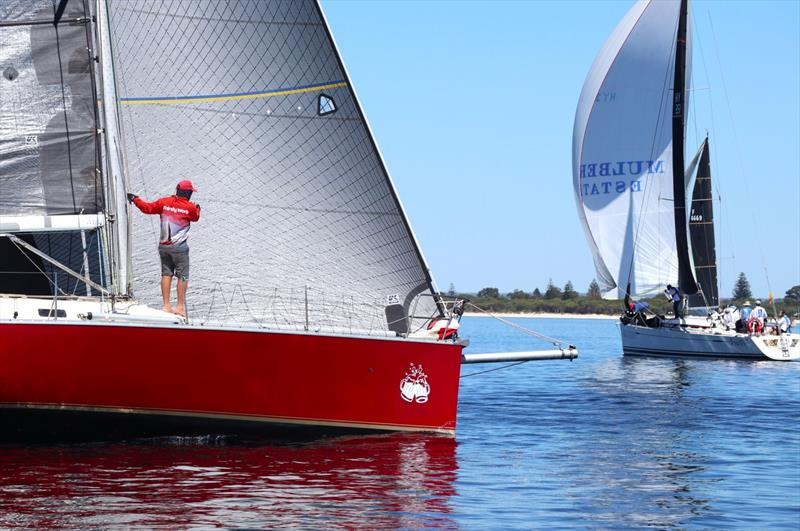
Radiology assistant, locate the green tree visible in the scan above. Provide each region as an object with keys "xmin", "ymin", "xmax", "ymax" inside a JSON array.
[
  {"xmin": 508, "ymin": 289, "xmax": 529, "ymax": 299},
  {"xmin": 785, "ymin": 285, "xmax": 800, "ymax": 302},
  {"xmin": 587, "ymin": 279, "xmax": 601, "ymax": 299},
  {"xmin": 544, "ymin": 279, "xmax": 561, "ymax": 299},
  {"xmin": 477, "ymin": 287, "xmax": 500, "ymax": 299},
  {"xmin": 562, "ymin": 280, "xmax": 578, "ymax": 300},
  {"xmin": 532, "ymin": 288, "xmax": 542, "ymax": 299},
  {"xmin": 732, "ymin": 272, "xmax": 753, "ymax": 300}
]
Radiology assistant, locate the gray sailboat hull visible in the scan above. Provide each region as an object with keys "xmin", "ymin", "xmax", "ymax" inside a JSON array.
[{"xmin": 620, "ymin": 323, "xmax": 800, "ymax": 361}]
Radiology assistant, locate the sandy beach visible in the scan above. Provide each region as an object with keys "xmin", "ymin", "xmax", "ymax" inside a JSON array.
[{"xmin": 462, "ymin": 312, "xmax": 618, "ymax": 320}]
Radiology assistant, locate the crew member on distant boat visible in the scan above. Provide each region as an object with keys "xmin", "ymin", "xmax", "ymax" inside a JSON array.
[
  {"xmin": 721, "ymin": 305, "xmax": 739, "ymax": 331},
  {"xmin": 664, "ymin": 284, "xmax": 682, "ymax": 318},
  {"xmin": 737, "ymin": 301, "xmax": 753, "ymax": 333},
  {"xmin": 127, "ymin": 180, "xmax": 201, "ymax": 318},
  {"xmin": 779, "ymin": 311, "xmax": 792, "ymax": 333},
  {"xmin": 749, "ymin": 300, "xmax": 768, "ymax": 335}
]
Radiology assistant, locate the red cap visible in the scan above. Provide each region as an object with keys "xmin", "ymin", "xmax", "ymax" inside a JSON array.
[{"xmin": 176, "ymin": 179, "xmax": 197, "ymax": 192}]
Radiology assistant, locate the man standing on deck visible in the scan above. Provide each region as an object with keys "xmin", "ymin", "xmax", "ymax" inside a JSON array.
[
  {"xmin": 665, "ymin": 284, "xmax": 682, "ymax": 318},
  {"xmin": 127, "ymin": 180, "xmax": 201, "ymax": 318},
  {"xmin": 750, "ymin": 300, "xmax": 768, "ymax": 335},
  {"xmin": 779, "ymin": 311, "xmax": 792, "ymax": 333}
]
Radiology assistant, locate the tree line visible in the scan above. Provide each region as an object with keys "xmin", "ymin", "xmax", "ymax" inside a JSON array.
[{"xmin": 449, "ymin": 273, "xmax": 800, "ymax": 316}]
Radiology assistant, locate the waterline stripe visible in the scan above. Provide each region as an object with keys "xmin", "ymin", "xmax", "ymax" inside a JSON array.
[{"xmin": 120, "ymin": 80, "xmax": 348, "ymax": 105}]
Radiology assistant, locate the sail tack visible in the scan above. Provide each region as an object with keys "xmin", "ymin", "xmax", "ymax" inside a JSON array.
[
  {"xmin": 572, "ymin": 0, "xmax": 688, "ymax": 299},
  {"xmin": 106, "ymin": 0, "xmax": 441, "ymax": 330}
]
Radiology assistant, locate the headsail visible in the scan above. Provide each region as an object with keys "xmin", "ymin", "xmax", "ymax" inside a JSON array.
[
  {"xmin": 686, "ymin": 138, "xmax": 718, "ymax": 308},
  {"xmin": 106, "ymin": 0, "xmax": 442, "ymax": 331},
  {"xmin": 573, "ymin": 0, "xmax": 693, "ymax": 299}
]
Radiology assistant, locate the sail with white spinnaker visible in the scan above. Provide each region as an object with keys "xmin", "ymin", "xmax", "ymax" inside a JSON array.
[{"xmin": 572, "ymin": 0, "xmax": 698, "ymax": 300}]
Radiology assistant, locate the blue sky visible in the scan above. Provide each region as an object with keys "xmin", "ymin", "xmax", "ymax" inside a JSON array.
[{"xmin": 322, "ymin": 0, "xmax": 800, "ymax": 299}]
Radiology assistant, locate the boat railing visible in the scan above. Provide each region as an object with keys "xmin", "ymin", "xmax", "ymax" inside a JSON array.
[
  {"xmin": 0, "ymin": 270, "xmax": 456, "ymax": 339},
  {"xmin": 190, "ymin": 280, "xmax": 428, "ymax": 337}
]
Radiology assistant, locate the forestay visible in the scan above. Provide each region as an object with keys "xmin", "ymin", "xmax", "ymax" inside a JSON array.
[
  {"xmin": 572, "ymin": 0, "xmax": 690, "ymax": 299},
  {"xmin": 106, "ymin": 0, "xmax": 442, "ymax": 332}
]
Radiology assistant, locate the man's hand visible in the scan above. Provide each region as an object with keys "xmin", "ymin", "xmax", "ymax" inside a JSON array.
[
  {"xmin": 126, "ymin": 193, "xmax": 138, "ymax": 203},
  {"xmin": 195, "ymin": 204, "xmax": 201, "ymax": 210}
]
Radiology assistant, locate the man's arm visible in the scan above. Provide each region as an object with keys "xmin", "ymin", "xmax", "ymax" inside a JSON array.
[
  {"xmin": 190, "ymin": 203, "xmax": 201, "ymax": 222},
  {"xmin": 133, "ymin": 196, "xmax": 163, "ymax": 214}
]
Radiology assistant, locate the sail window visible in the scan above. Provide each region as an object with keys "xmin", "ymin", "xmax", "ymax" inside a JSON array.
[
  {"xmin": 318, "ymin": 94, "xmax": 337, "ymax": 116},
  {"xmin": 3, "ymin": 67, "xmax": 18, "ymax": 81}
]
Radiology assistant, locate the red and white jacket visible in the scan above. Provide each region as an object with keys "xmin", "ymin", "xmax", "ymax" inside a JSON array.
[{"xmin": 133, "ymin": 195, "xmax": 201, "ymax": 246}]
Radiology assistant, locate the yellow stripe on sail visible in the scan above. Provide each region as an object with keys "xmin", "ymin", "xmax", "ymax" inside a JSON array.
[{"xmin": 120, "ymin": 81, "xmax": 348, "ymax": 106}]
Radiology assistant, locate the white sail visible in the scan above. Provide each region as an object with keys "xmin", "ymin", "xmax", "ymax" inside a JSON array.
[
  {"xmin": 106, "ymin": 0, "xmax": 442, "ymax": 331},
  {"xmin": 573, "ymin": 0, "xmax": 688, "ymax": 299}
]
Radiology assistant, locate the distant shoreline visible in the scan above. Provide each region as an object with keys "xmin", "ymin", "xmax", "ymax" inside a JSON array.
[{"xmin": 462, "ymin": 312, "xmax": 617, "ymax": 320}]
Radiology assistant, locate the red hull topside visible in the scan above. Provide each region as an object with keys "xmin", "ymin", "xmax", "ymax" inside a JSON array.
[{"xmin": 0, "ymin": 322, "xmax": 464, "ymax": 437}]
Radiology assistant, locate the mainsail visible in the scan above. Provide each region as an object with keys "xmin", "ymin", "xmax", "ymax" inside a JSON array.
[
  {"xmin": 105, "ymin": 0, "xmax": 442, "ymax": 332},
  {"xmin": 572, "ymin": 0, "xmax": 697, "ymax": 299},
  {"xmin": 0, "ymin": 0, "xmax": 108, "ymax": 295}
]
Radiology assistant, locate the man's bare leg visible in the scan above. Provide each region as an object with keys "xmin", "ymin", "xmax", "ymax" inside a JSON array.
[
  {"xmin": 161, "ymin": 275, "xmax": 174, "ymax": 313},
  {"xmin": 175, "ymin": 278, "xmax": 189, "ymax": 317}
]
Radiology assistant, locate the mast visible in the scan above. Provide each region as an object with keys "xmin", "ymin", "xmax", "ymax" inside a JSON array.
[
  {"xmin": 671, "ymin": 0, "xmax": 698, "ymax": 295},
  {"xmin": 95, "ymin": 0, "xmax": 132, "ymax": 298}
]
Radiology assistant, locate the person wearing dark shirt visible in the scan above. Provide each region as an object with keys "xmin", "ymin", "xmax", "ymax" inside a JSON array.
[
  {"xmin": 128, "ymin": 180, "xmax": 201, "ymax": 318},
  {"xmin": 665, "ymin": 284, "xmax": 682, "ymax": 318}
]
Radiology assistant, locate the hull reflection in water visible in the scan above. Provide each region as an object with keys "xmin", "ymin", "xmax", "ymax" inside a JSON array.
[{"xmin": 0, "ymin": 434, "xmax": 457, "ymax": 528}]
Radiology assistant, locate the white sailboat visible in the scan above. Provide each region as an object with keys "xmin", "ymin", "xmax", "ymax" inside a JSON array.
[{"xmin": 572, "ymin": 0, "xmax": 799, "ymax": 361}]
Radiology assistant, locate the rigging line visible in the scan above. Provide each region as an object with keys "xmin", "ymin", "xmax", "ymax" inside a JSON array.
[
  {"xmin": 461, "ymin": 360, "xmax": 532, "ymax": 379},
  {"xmin": 696, "ymin": 5, "xmax": 731, "ymax": 296},
  {"xmin": 8, "ymin": 239, "xmax": 64, "ymax": 295},
  {"xmin": 465, "ymin": 302, "xmax": 569, "ymax": 349},
  {"xmin": 707, "ymin": 10, "xmax": 771, "ymax": 290}
]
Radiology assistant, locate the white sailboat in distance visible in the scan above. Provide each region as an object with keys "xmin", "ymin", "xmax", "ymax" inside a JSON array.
[{"xmin": 572, "ymin": 0, "xmax": 799, "ymax": 361}]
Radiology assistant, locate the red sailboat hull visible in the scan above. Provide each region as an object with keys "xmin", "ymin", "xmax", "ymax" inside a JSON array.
[{"xmin": 0, "ymin": 322, "xmax": 463, "ymax": 438}]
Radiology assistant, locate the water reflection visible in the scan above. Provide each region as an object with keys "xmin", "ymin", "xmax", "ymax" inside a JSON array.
[
  {"xmin": 571, "ymin": 356, "xmax": 714, "ymax": 528},
  {"xmin": 0, "ymin": 434, "xmax": 458, "ymax": 528}
]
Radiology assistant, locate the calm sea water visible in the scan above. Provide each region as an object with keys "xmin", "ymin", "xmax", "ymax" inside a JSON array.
[{"xmin": 1, "ymin": 317, "xmax": 798, "ymax": 529}]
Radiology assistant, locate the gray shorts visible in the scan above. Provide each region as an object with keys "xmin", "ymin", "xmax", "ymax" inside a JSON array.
[{"xmin": 158, "ymin": 244, "xmax": 190, "ymax": 280}]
